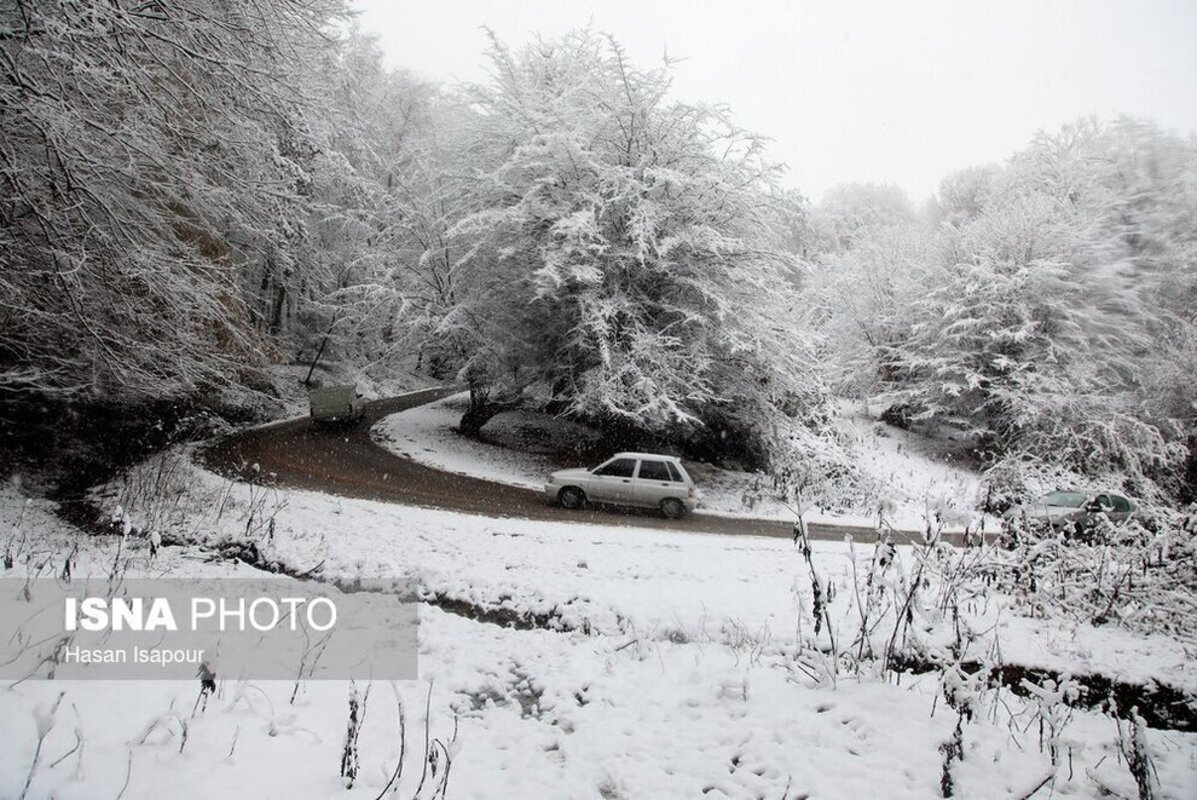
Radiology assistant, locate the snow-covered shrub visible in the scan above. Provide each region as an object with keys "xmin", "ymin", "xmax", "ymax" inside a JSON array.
[
  {"xmin": 340, "ymin": 682, "xmax": 369, "ymax": 788},
  {"xmin": 1117, "ymin": 712, "xmax": 1161, "ymax": 800},
  {"xmin": 1008, "ymin": 400, "xmax": 1189, "ymax": 504},
  {"xmin": 992, "ymin": 505, "xmax": 1197, "ymax": 640},
  {"xmin": 937, "ymin": 662, "xmax": 989, "ymax": 798},
  {"xmin": 977, "ymin": 455, "xmax": 1044, "ymax": 515},
  {"xmin": 762, "ymin": 422, "xmax": 883, "ymax": 514},
  {"xmin": 91, "ymin": 453, "xmax": 288, "ymax": 566},
  {"xmin": 1019, "ymin": 674, "xmax": 1082, "ymax": 767}
]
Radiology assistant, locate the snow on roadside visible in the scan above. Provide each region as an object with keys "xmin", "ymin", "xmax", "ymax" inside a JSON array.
[
  {"xmin": 0, "ymin": 479, "xmax": 267, "ymax": 582},
  {"xmin": 371, "ymin": 393, "xmax": 559, "ymax": 491},
  {"xmin": 839, "ymin": 400, "xmax": 984, "ymax": 514},
  {"xmin": 86, "ymin": 458, "xmax": 1197, "ymax": 695},
  {"xmin": 2, "ymin": 469, "xmax": 1195, "ymax": 799},
  {"xmin": 372, "ymin": 393, "xmax": 996, "ymax": 531},
  {"xmin": 9, "ymin": 608, "xmax": 1190, "ymax": 800}
]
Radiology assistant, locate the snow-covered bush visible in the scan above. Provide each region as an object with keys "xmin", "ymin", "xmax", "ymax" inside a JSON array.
[
  {"xmin": 992, "ymin": 504, "xmax": 1197, "ymax": 640},
  {"xmin": 761, "ymin": 422, "xmax": 883, "ymax": 514},
  {"xmin": 976, "ymin": 453, "xmax": 1094, "ymax": 515},
  {"xmin": 91, "ymin": 452, "xmax": 288, "ymax": 566}
]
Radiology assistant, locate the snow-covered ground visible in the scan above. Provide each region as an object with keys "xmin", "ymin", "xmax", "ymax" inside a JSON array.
[
  {"xmin": 373, "ymin": 392, "xmax": 994, "ymax": 531},
  {"xmin": 373, "ymin": 396, "xmax": 573, "ymax": 492},
  {"xmin": 3, "ymin": 460, "xmax": 1193, "ymax": 799}
]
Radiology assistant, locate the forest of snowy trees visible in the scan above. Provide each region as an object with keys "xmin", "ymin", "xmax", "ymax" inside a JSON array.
[
  {"xmin": 806, "ymin": 120, "xmax": 1197, "ymax": 503},
  {"xmin": 2, "ymin": 1, "xmax": 1194, "ymax": 502}
]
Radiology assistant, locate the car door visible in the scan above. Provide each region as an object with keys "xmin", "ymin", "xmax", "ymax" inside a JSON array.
[
  {"xmin": 1084, "ymin": 494, "xmax": 1116, "ymax": 526},
  {"xmin": 633, "ymin": 458, "xmax": 681, "ymax": 508},
  {"xmin": 587, "ymin": 457, "xmax": 639, "ymax": 504},
  {"xmin": 1108, "ymin": 494, "xmax": 1133, "ymax": 523}
]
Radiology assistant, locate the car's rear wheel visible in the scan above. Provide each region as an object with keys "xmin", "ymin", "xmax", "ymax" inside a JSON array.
[
  {"xmin": 558, "ymin": 487, "xmax": 586, "ymax": 510},
  {"xmin": 660, "ymin": 498, "xmax": 685, "ymax": 520}
]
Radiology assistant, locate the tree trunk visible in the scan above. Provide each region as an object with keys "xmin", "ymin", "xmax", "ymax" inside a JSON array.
[
  {"xmin": 459, "ymin": 383, "xmax": 512, "ymax": 437},
  {"xmin": 304, "ymin": 316, "xmax": 338, "ymax": 387},
  {"xmin": 459, "ymin": 403, "xmax": 506, "ymax": 437},
  {"xmin": 269, "ymin": 281, "xmax": 287, "ymax": 336},
  {"xmin": 544, "ymin": 375, "xmax": 572, "ymax": 416}
]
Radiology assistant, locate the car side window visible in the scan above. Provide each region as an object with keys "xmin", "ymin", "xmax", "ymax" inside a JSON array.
[
  {"xmin": 1111, "ymin": 495, "xmax": 1131, "ymax": 513},
  {"xmin": 594, "ymin": 458, "xmax": 637, "ymax": 478},
  {"xmin": 638, "ymin": 460, "xmax": 672, "ymax": 481},
  {"xmin": 666, "ymin": 461, "xmax": 684, "ymax": 483}
]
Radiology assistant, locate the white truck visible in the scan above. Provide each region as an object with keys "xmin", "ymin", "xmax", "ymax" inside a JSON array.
[{"xmin": 308, "ymin": 384, "xmax": 365, "ymax": 426}]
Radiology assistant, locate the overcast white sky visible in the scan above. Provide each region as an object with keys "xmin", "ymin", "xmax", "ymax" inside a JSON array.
[{"xmin": 350, "ymin": 0, "xmax": 1197, "ymax": 203}]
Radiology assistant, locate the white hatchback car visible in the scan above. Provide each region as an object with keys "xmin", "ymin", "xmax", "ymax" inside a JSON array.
[{"xmin": 545, "ymin": 452, "xmax": 699, "ymax": 519}]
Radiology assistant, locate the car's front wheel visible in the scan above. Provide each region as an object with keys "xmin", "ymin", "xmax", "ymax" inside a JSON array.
[
  {"xmin": 558, "ymin": 487, "xmax": 586, "ymax": 510},
  {"xmin": 660, "ymin": 498, "xmax": 685, "ymax": 520}
]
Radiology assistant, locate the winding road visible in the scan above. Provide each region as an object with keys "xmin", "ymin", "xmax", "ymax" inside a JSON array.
[{"xmin": 203, "ymin": 387, "xmax": 944, "ymax": 544}]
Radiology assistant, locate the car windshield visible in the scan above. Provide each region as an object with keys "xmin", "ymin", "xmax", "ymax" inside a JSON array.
[{"xmin": 1038, "ymin": 490, "xmax": 1088, "ymax": 508}]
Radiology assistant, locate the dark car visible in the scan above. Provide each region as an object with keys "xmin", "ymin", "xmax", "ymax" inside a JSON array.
[{"xmin": 1008, "ymin": 489, "xmax": 1136, "ymax": 533}]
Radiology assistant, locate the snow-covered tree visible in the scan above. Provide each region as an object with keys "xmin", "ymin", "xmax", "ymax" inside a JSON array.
[
  {"xmin": 0, "ymin": 0, "xmax": 348, "ymax": 402},
  {"xmin": 286, "ymin": 33, "xmax": 446, "ymax": 383},
  {"xmin": 928, "ymin": 165, "xmax": 1001, "ymax": 228},
  {"xmin": 884, "ymin": 118, "xmax": 1196, "ymax": 498},
  {"xmin": 431, "ymin": 30, "xmax": 826, "ymax": 463},
  {"xmin": 804, "ymin": 224, "xmax": 928, "ymax": 397},
  {"xmin": 815, "ymin": 182, "xmax": 916, "ymax": 254}
]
